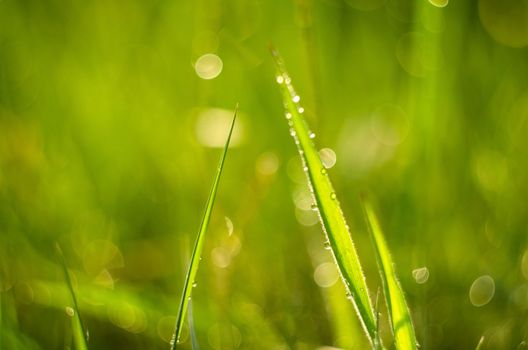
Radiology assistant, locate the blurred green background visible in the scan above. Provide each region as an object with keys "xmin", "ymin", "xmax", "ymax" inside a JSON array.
[{"xmin": 1, "ymin": 0, "xmax": 528, "ymax": 349}]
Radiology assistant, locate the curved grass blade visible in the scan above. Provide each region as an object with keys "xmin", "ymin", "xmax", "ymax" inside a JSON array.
[
  {"xmin": 170, "ymin": 105, "xmax": 238, "ymax": 349},
  {"xmin": 55, "ymin": 243, "xmax": 88, "ymax": 350},
  {"xmin": 269, "ymin": 47, "xmax": 378, "ymax": 347},
  {"xmin": 361, "ymin": 197, "xmax": 417, "ymax": 350}
]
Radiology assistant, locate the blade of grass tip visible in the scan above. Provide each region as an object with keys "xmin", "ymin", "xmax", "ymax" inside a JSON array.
[
  {"xmin": 170, "ymin": 104, "xmax": 238, "ymax": 350},
  {"xmin": 55, "ymin": 243, "xmax": 88, "ymax": 350},
  {"xmin": 361, "ymin": 196, "xmax": 417, "ymax": 350},
  {"xmin": 475, "ymin": 336, "xmax": 485, "ymax": 350},
  {"xmin": 269, "ymin": 46, "xmax": 378, "ymax": 348}
]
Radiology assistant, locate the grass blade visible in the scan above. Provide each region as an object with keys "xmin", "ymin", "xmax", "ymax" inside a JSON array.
[
  {"xmin": 269, "ymin": 47, "xmax": 378, "ymax": 347},
  {"xmin": 361, "ymin": 197, "xmax": 417, "ymax": 350},
  {"xmin": 475, "ymin": 336, "xmax": 484, "ymax": 350},
  {"xmin": 170, "ymin": 105, "xmax": 238, "ymax": 349},
  {"xmin": 55, "ymin": 243, "xmax": 88, "ymax": 350}
]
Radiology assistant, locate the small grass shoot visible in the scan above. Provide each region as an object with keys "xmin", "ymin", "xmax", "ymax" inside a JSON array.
[
  {"xmin": 170, "ymin": 105, "xmax": 238, "ymax": 349},
  {"xmin": 55, "ymin": 243, "xmax": 88, "ymax": 350},
  {"xmin": 362, "ymin": 196, "xmax": 418, "ymax": 350}
]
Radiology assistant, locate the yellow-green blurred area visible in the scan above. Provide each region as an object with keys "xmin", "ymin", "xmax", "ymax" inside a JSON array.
[{"xmin": 1, "ymin": 0, "xmax": 528, "ymax": 349}]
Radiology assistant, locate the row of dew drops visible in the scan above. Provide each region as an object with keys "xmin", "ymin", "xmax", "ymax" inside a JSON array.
[{"xmin": 275, "ymin": 69, "xmax": 367, "ymax": 310}]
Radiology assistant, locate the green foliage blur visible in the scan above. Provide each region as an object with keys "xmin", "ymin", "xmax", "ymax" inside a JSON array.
[{"xmin": 1, "ymin": 0, "xmax": 528, "ymax": 349}]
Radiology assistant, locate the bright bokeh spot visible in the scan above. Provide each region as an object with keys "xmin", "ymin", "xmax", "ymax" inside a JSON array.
[
  {"xmin": 314, "ymin": 262, "xmax": 339, "ymax": 288},
  {"xmin": 319, "ymin": 148, "xmax": 337, "ymax": 169},
  {"xmin": 295, "ymin": 207, "xmax": 319, "ymax": 227},
  {"xmin": 469, "ymin": 275, "xmax": 495, "ymax": 307},
  {"xmin": 412, "ymin": 267, "xmax": 430, "ymax": 284},
  {"xmin": 428, "ymin": 0, "xmax": 448, "ymax": 8},
  {"xmin": 195, "ymin": 108, "xmax": 244, "ymax": 148},
  {"xmin": 194, "ymin": 53, "xmax": 223, "ymax": 80}
]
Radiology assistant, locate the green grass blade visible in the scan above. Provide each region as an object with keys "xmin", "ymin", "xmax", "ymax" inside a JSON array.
[
  {"xmin": 361, "ymin": 197, "xmax": 417, "ymax": 350},
  {"xmin": 475, "ymin": 336, "xmax": 484, "ymax": 350},
  {"xmin": 170, "ymin": 105, "xmax": 238, "ymax": 349},
  {"xmin": 55, "ymin": 243, "xmax": 88, "ymax": 350},
  {"xmin": 269, "ymin": 47, "xmax": 378, "ymax": 347}
]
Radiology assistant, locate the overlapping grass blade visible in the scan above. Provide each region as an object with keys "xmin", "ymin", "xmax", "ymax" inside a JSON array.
[
  {"xmin": 269, "ymin": 47, "xmax": 378, "ymax": 347},
  {"xmin": 55, "ymin": 243, "xmax": 88, "ymax": 350},
  {"xmin": 361, "ymin": 197, "xmax": 417, "ymax": 350},
  {"xmin": 170, "ymin": 105, "xmax": 238, "ymax": 349}
]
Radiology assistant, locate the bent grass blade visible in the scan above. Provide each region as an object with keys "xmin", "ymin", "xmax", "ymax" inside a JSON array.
[
  {"xmin": 269, "ymin": 47, "xmax": 378, "ymax": 347},
  {"xmin": 361, "ymin": 197, "xmax": 417, "ymax": 350},
  {"xmin": 170, "ymin": 105, "xmax": 238, "ymax": 349},
  {"xmin": 55, "ymin": 243, "xmax": 89, "ymax": 350}
]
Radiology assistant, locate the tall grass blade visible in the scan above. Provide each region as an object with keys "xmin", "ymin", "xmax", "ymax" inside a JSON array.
[
  {"xmin": 361, "ymin": 197, "xmax": 417, "ymax": 350},
  {"xmin": 55, "ymin": 243, "xmax": 88, "ymax": 350},
  {"xmin": 170, "ymin": 105, "xmax": 238, "ymax": 349},
  {"xmin": 269, "ymin": 47, "xmax": 378, "ymax": 347}
]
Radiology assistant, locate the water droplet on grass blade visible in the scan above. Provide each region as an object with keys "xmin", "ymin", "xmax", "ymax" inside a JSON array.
[
  {"xmin": 330, "ymin": 192, "xmax": 336, "ymax": 200},
  {"xmin": 309, "ymin": 132, "xmax": 316, "ymax": 139},
  {"xmin": 293, "ymin": 95, "xmax": 300, "ymax": 103},
  {"xmin": 276, "ymin": 75, "xmax": 284, "ymax": 84},
  {"xmin": 298, "ymin": 107, "xmax": 304, "ymax": 113}
]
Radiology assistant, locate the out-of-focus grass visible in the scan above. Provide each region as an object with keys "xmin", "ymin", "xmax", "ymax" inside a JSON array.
[{"xmin": 1, "ymin": 0, "xmax": 528, "ymax": 349}]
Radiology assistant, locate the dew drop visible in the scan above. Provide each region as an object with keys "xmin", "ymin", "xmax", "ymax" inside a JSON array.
[
  {"xmin": 276, "ymin": 75, "xmax": 284, "ymax": 84},
  {"xmin": 323, "ymin": 241, "xmax": 331, "ymax": 250},
  {"xmin": 321, "ymin": 168, "xmax": 327, "ymax": 175},
  {"xmin": 309, "ymin": 132, "xmax": 316, "ymax": 139},
  {"xmin": 298, "ymin": 107, "xmax": 305, "ymax": 113},
  {"xmin": 303, "ymin": 166, "xmax": 308, "ymax": 172},
  {"xmin": 330, "ymin": 192, "xmax": 337, "ymax": 200},
  {"xmin": 285, "ymin": 112, "xmax": 292, "ymax": 119},
  {"xmin": 192, "ymin": 282, "xmax": 198, "ymax": 288},
  {"xmin": 311, "ymin": 203, "xmax": 318, "ymax": 211},
  {"xmin": 290, "ymin": 129, "xmax": 296, "ymax": 137},
  {"xmin": 293, "ymin": 95, "xmax": 301, "ymax": 103}
]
